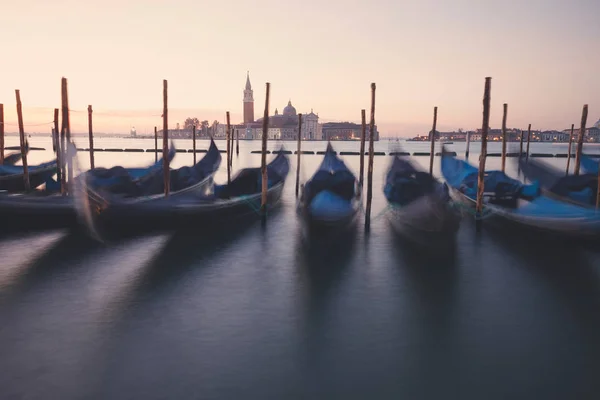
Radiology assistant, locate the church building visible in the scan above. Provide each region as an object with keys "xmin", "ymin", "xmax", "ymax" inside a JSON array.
[{"xmin": 238, "ymin": 72, "xmax": 321, "ymax": 140}]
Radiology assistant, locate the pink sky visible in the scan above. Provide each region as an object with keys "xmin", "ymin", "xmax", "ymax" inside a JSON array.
[{"xmin": 1, "ymin": 0, "xmax": 598, "ymax": 136}]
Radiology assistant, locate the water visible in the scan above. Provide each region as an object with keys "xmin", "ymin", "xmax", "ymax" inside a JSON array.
[{"xmin": 1, "ymin": 137, "xmax": 600, "ymax": 399}]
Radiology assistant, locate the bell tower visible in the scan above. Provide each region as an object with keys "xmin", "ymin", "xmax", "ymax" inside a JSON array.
[{"xmin": 243, "ymin": 71, "xmax": 254, "ymax": 124}]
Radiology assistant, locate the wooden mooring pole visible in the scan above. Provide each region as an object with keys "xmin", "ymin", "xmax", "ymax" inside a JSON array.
[
  {"xmin": 501, "ymin": 103, "xmax": 507, "ymax": 173},
  {"xmin": 154, "ymin": 126, "xmax": 158, "ymax": 162},
  {"xmin": 162, "ymin": 79, "xmax": 170, "ymax": 197},
  {"xmin": 475, "ymin": 77, "xmax": 492, "ymax": 230},
  {"xmin": 525, "ymin": 124, "xmax": 532, "ymax": 163},
  {"xmin": 519, "ymin": 130, "xmax": 524, "ymax": 158},
  {"xmin": 517, "ymin": 129, "xmax": 524, "ymax": 177},
  {"xmin": 574, "ymin": 104, "xmax": 588, "ymax": 176},
  {"xmin": 61, "ymin": 78, "xmax": 72, "ymax": 194},
  {"xmin": 365, "ymin": 83, "xmax": 376, "ymax": 233},
  {"xmin": 15, "ymin": 90, "xmax": 30, "ymax": 191},
  {"xmin": 429, "ymin": 106, "xmax": 437, "ymax": 175},
  {"xmin": 192, "ymin": 125, "xmax": 197, "ymax": 164},
  {"xmin": 566, "ymin": 123, "xmax": 574, "ymax": 175},
  {"xmin": 236, "ymin": 129, "xmax": 240, "ymax": 156},
  {"xmin": 53, "ymin": 108, "xmax": 63, "ymax": 194},
  {"xmin": 465, "ymin": 130, "xmax": 471, "ymax": 160},
  {"xmin": 596, "ymin": 164, "xmax": 600, "ymax": 210},
  {"xmin": 359, "ymin": 109, "xmax": 366, "ymax": 187},
  {"xmin": 0, "ymin": 104, "xmax": 4, "ymax": 164},
  {"xmin": 88, "ymin": 105, "xmax": 95, "ymax": 169},
  {"xmin": 229, "ymin": 126, "xmax": 234, "ymax": 167},
  {"xmin": 260, "ymin": 83, "xmax": 271, "ymax": 223},
  {"xmin": 295, "ymin": 113, "xmax": 302, "ymax": 198},
  {"xmin": 226, "ymin": 111, "xmax": 231, "ymax": 184}
]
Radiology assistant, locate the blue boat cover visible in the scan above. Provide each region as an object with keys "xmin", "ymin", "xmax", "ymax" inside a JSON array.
[
  {"xmin": 519, "ymin": 156, "xmax": 598, "ymax": 206},
  {"xmin": 384, "ymin": 156, "xmax": 444, "ymax": 205},
  {"xmin": 581, "ymin": 155, "xmax": 599, "ymax": 175},
  {"xmin": 213, "ymin": 149, "xmax": 290, "ymax": 199},
  {"xmin": 309, "ymin": 190, "xmax": 355, "ymax": 219},
  {"xmin": 441, "ymin": 150, "xmax": 539, "ymax": 201},
  {"xmin": 136, "ymin": 139, "xmax": 221, "ymax": 195},
  {"xmin": 0, "ymin": 159, "xmax": 57, "ymax": 176},
  {"xmin": 548, "ymin": 174, "xmax": 597, "ymax": 206},
  {"xmin": 303, "ymin": 143, "xmax": 357, "ymax": 206}
]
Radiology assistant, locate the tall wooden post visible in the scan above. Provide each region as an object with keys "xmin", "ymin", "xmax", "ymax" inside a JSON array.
[
  {"xmin": 154, "ymin": 126, "xmax": 158, "ymax": 162},
  {"xmin": 61, "ymin": 78, "xmax": 72, "ymax": 194},
  {"xmin": 226, "ymin": 111, "xmax": 231, "ymax": 184},
  {"xmin": 229, "ymin": 127, "xmax": 234, "ymax": 167},
  {"xmin": 295, "ymin": 113, "xmax": 303, "ymax": 197},
  {"xmin": 501, "ymin": 103, "xmax": 508, "ymax": 173},
  {"xmin": 519, "ymin": 130, "xmax": 524, "ymax": 158},
  {"xmin": 596, "ymin": 166, "xmax": 600, "ymax": 210},
  {"xmin": 475, "ymin": 77, "xmax": 492, "ymax": 227},
  {"xmin": 236, "ymin": 129, "xmax": 239, "ymax": 155},
  {"xmin": 525, "ymin": 124, "xmax": 532, "ymax": 163},
  {"xmin": 162, "ymin": 79, "xmax": 170, "ymax": 197},
  {"xmin": 574, "ymin": 104, "xmax": 588, "ymax": 176},
  {"xmin": 15, "ymin": 90, "xmax": 30, "ymax": 191},
  {"xmin": 0, "ymin": 104, "xmax": 4, "ymax": 164},
  {"xmin": 260, "ymin": 83, "xmax": 270, "ymax": 222},
  {"xmin": 465, "ymin": 130, "xmax": 471, "ymax": 160},
  {"xmin": 565, "ymin": 123, "xmax": 575, "ymax": 175},
  {"xmin": 53, "ymin": 108, "xmax": 63, "ymax": 194},
  {"xmin": 192, "ymin": 125, "xmax": 197, "ymax": 164},
  {"xmin": 429, "ymin": 106, "xmax": 437, "ymax": 175},
  {"xmin": 359, "ymin": 109, "xmax": 366, "ymax": 187},
  {"xmin": 365, "ymin": 83, "xmax": 376, "ymax": 233},
  {"xmin": 517, "ymin": 129, "xmax": 524, "ymax": 177},
  {"xmin": 87, "ymin": 105, "xmax": 95, "ymax": 169}
]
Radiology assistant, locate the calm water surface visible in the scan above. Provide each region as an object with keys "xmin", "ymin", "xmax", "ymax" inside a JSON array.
[{"xmin": 1, "ymin": 137, "xmax": 599, "ymax": 399}]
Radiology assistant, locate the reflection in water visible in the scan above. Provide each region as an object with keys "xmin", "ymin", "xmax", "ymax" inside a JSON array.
[
  {"xmin": 0, "ymin": 232, "xmax": 102, "ymax": 303},
  {"xmin": 391, "ymin": 232, "xmax": 461, "ymax": 393},
  {"xmin": 295, "ymin": 227, "xmax": 357, "ymax": 395}
]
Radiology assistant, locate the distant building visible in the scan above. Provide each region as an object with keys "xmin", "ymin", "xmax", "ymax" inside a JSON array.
[
  {"xmin": 243, "ymin": 72, "xmax": 254, "ymax": 124},
  {"xmin": 241, "ymin": 73, "xmax": 320, "ymax": 140},
  {"xmin": 561, "ymin": 126, "xmax": 600, "ymax": 142},
  {"xmin": 321, "ymin": 122, "xmax": 379, "ymax": 141}
]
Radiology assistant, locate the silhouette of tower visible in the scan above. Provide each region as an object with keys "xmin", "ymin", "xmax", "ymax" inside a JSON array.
[{"xmin": 243, "ymin": 71, "xmax": 254, "ymax": 124}]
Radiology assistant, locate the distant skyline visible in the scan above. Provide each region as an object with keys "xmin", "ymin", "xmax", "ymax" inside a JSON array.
[{"xmin": 1, "ymin": 0, "xmax": 598, "ymax": 136}]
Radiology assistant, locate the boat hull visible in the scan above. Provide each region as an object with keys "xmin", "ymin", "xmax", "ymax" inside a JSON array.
[
  {"xmin": 448, "ymin": 187, "xmax": 600, "ymax": 239},
  {"xmin": 386, "ymin": 193, "xmax": 460, "ymax": 241},
  {"xmin": 89, "ymin": 182, "xmax": 286, "ymax": 236},
  {"xmin": 0, "ymin": 193, "xmax": 79, "ymax": 233},
  {"xmin": 297, "ymin": 197, "xmax": 362, "ymax": 238}
]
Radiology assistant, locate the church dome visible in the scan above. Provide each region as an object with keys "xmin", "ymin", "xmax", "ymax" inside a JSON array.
[
  {"xmin": 594, "ymin": 118, "xmax": 600, "ymax": 129},
  {"xmin": 283, "ymin": 100, "xmax": 297, "ymax": 117}
]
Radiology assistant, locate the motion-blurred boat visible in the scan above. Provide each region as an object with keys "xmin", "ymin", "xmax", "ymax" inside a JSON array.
[
  {"xmin": 297, "ymin": 142, "xmax": 361, "ymax": 235},
  {"xmin": 83, "ymin": 148, "xmax": 290, "ymax": 236},
  {"xmin": 1, "ymin": 140, "xmax": 29, "ymax": 166},
  {"xmin": 0, "ymin": 140, "xmax": 216, "ymax": 232},
  {"xmin": 518, "ymin": 155, "xmax": 598, "ymax": 209},
  {"xmin": 442, "ymin": 147, "xmax": 600, "ymax": 238},
  {"xmin": 384, "ymin": 153, "xmax": 460, "ymax": 240}
]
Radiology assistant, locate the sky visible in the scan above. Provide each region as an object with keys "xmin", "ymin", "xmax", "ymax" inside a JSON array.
[{"xmin": 0, "ymin": 0, "xmax": 599, "ymax": 136}]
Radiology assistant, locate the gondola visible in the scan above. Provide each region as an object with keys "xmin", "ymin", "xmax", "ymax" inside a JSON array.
[
  {"xmin": 0, "ymin": 159, "xmax": 57, "ymax": 192},
  {"xmin": 384, "ymin": 154, "xmax": 460, "ymax": 240},
  {"xmin": 1, "ymin": 141, "xmax": 29, "ymax": 165},
  {"xmin": 296, "ymin": 142, "xmax": 361, "ymax": 235},
  {"xmin": 517, "ymin": 156, "xmax": 598, "ymax": 208},
  {"xmin": 442, "ymin": 147, "xmax": 600, "ymax": 238},
  {"xmin": 82, "ymin": 139, "xmax": 218, "ymax": 204},
  {"xmin": 580, "ymin": 154, "xmax": 599, "ymax": 175},
  {"xmin": 81, "ymin": 149, "xmax": 290, "ymax": 236},
  {"xmin": 0, "ymin": 140, "xmax": 212, "ymax": 232}
]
